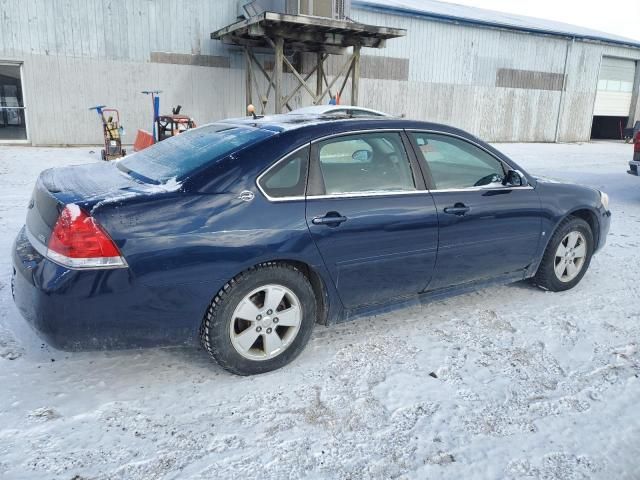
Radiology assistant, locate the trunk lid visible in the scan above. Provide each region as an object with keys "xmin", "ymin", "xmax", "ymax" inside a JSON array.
[{"xmin": 26, "ymin": 162, "xmax": 178, "ymax": 246}]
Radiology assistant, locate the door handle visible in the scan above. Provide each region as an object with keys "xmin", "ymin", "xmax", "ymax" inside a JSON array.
[
  {"xmin": 312, "ymin": 212, "xmax": 348, "ymax": 226},
  {"xmin": 443, "ymin": 203, "xmax": 470, "ymax": 216}
]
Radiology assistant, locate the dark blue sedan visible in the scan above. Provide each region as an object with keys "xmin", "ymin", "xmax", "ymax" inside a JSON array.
[{"xmin": 12, "ymin": 115, "xmax": 611, "ymax": 375}]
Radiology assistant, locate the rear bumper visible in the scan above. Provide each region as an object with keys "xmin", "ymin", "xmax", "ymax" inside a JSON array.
[
  {"xmin": 628, "ymin": 160, "xmax": 640, "ymax": 176},
  {"xmin": 11, "ymin": 226, "xmax": 206, "ymax": 350}
]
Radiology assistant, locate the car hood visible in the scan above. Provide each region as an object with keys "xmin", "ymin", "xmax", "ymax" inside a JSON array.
[{"xmin": 532, "ymin": 174, "xmax": 564, "ymax": 184}]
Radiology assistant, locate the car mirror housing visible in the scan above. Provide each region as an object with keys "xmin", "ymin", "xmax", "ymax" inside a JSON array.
[
  {"xmin": 352, "ymin": 149, "xmax": 372, "ymax": 162},
  {"xmin": 505, "ymin": 169, "xmax": 525, "ymax": 187}
]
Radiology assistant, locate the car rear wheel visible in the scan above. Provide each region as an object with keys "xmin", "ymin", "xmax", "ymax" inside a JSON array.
[
  {"xmin": 533, "ymin": 216, "xmax": 594, "ymax": 292},
  {"xmin": 201, "ymin": 263, "xmax": 316, "ymax": 375}
]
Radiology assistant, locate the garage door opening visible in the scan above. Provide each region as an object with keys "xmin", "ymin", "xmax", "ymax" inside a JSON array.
[
  {"xmin": 591, "ymin": 115, "xmax": 628, "ymax": 139},
  {"xmin": 591, "ymin": 57, "xmax": 636, "ymax": 140},
  {"xmin": 0, "ymin": 63, "xmax": 27, "ymax": 141}
]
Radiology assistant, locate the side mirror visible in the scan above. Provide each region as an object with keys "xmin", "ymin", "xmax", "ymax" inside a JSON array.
[
  {"xmin": 505, "ymin": 169, "xmax": 526, "ymax": 187},
  {"xmin": 352, "ymin": 149, "xmax": 372, "ymax": 162}
]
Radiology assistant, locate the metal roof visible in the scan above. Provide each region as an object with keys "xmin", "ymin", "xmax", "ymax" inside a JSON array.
[{"xmin": 353, "ymin": 0, "xmax": 640, "ymax": 49}]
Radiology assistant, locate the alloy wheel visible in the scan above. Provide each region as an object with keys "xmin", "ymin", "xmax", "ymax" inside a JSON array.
[
  {"xmin": 554, "ymin": 231, "xmax": 587, "ymax": 283},
  {"xmin": 229, "ymin": 284, "xmax": 302, "ymax": 361}
]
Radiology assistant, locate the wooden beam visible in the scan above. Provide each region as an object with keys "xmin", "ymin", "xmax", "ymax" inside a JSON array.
[
  {"xmin": 245, "ymin": 47, "xmax": 252, "ymax": 112},
  {"xmin": 221, "ymin": 35, "xmax": 264, "ymax": 48},
  {"xmin": 211, "ymin": 11, "xmax": 407, "ymax": 42},
  {"xmin": 246, "ymin": 48, "xmax": 294, "ymax": 113},
  {"xmin": 316, "ymin": 53, "xmax": 323, "ymax": 98},
  {"xmin": 274, "ymin": 36, "xmax": 284, "ymax": 113},
  {"xmin": 282, "ymin": 55, "xmax": 317, "ymax": 100},
  {"xmin": 351, "ymin": 45, "xmax": 361, "ymax": 106},
  {"xmin": 249, "ymin": 57, "xmax": 268, "ymax": 115},
  {"xmin": 285, "ymin": 42, "xmax": 347, "ymax": 55},
  {"xmin": 282, "ymin": 55, "xmax": 325, "ymax": 108},
  {"xmin": 315, "ymin": 54, "xmax": 354, "ymax": 105},
  {"xmin": 247, "ymin": 50, "xmax": 274, "ymax": 89},
  {"xmin": 320, "ymin": 65, "xmax": 331, "ymax": 103},
  {"xmin": 265, "ymin": 29, "xmax": 383, "ymax": 49},
  {"xmin": 338, "ymin": 55, "xmax": 355, "ymax": 99}
]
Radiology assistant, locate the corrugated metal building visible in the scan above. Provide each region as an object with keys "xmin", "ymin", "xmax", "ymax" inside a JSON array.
[{"xmin": 0, "ymin": 0, "xmax": 639, "ymax": 145}]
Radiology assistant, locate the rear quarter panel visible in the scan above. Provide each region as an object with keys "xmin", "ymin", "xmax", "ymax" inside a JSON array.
[{"xmin": 94, "ymin": 191, "xmax": 330, "ymax": 333}]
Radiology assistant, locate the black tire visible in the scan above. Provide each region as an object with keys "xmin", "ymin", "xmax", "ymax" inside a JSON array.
[
  {"xmin": 101, "ymin": 149, "xmax": 106, "ymax": 161},
  {"xmin": 201, "ymin": 263, "xmax": 317, "ymax": 375},
  {"xmin": 533, "ymin": 216, "xmax": 594, "ymax": 292}
]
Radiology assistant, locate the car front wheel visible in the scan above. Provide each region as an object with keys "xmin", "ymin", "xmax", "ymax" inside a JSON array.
[
  {"xmin": 533, "ymin": 216, "xmax": 594, "ymax": 292},
  {"xmin": 201, "ymin": 263, "xmax": 317, "ymax": 375}
]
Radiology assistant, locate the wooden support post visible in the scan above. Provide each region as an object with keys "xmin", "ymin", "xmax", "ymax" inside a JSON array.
[
  {"xmin": 351, "ymin": 45, "xmax": 361, "ymax": 106},
  {"xmin": 274, "ymin": 37, "xmax": 284, "ymax": 114},
  {"xmin": 316, "ymin": 53, "xmax": 324, "ymax": 102},
  {"xmin": 244, "ymin": 48, "xmax": 253, "ymax": 113}
]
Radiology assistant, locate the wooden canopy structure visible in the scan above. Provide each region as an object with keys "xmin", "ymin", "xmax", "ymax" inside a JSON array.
[{"xmin": 211, "ymin": 12, "xmax": 406, "ymax": 114}]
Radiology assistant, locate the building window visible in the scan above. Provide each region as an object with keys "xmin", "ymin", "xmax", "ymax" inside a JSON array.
[{"xmin": 0, "ymin": 64, "xmax": 27, "ymax": 141}]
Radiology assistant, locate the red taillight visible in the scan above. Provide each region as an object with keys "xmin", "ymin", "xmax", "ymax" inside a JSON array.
[
  {"xmin": 634, "ymin": 131, "xmax": 640, "ymax": 153},
  {"xmin": 47, "ymin": 205, "xmax": 126, "ymax": 268}
]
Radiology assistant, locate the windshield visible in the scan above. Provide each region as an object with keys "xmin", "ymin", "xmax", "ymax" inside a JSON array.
[{"xmin": 118, "ymin": 123, "xmax": 274, "ymax": 184}]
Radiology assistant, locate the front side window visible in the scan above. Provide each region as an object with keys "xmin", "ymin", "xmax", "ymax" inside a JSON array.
[
  {"xmin": 410, "ymin": 133, "xmax": 506, "ymax": 190},
  {"xmin": 259, "ymin": 146, "xmax": 309, "ymax": 198},
  {"xmin": 315, "ymin": 132, "xmax": 416, "ymax": 195}
]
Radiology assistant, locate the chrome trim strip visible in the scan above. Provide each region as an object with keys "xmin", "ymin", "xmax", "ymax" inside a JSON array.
[
  {"xmin": 25, "ymin": 227, "xmax": 128, "ymax": 270},
  {"xmin": 259, "ymin": 129, "xmax": 421, "ymax": 202},
  {"xmin": 256, "ymin": 127, "xmax": 533, "ymax": 202},
  {"xmin": 306, "ymin": 190, "xmax": 427, "ymax": 200},
  {"xmin": 25, "ymin": 227, "xmax": 48, "ymax": 258},
  {"xmin": 429, "ymin": 185, "xmax": 535, "ymax": 193}
]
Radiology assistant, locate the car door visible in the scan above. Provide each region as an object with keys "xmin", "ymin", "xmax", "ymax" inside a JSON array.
[
  {"xmin": 407, "ymin": 131, "xmax": 543, "ymax": 290},
  {"xmin": 305, "ymin": 130, "xmax": 439, "ymax": 309}
]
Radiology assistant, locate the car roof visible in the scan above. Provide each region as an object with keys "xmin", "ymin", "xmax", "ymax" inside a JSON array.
[{"xmin": 219, "ymin": 113, "xmax": 473, "ymax": 140}]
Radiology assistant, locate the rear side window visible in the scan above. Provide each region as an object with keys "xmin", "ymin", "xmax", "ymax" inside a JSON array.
[
  {"xmin": 259, "ymin": 146, "xmax": 309, "ymax": 199},
  {"xmin": 118, "ymin": 124, "xmax": 274, "ymax": 184},
  {"xmin": 315, "ymin": 132, "xmax": 416, "ymax": 195},
  {"xmin": 410, "ymin": 133, "xmax": 506, "ymax": 190}
]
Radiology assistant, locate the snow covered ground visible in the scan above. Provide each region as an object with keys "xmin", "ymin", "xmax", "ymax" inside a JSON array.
[{"xmin": 0, "ymin": 142, "xmax": 639, "ymax": 480}]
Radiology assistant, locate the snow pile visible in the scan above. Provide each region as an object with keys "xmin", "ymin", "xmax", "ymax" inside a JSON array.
[{"xmin": 0, "ymin": 143, "xmax": 639, "ymax": 479}]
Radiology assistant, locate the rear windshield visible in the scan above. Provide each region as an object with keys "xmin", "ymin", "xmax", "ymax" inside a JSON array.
[{"xmin": 117, "ymin": 123, "xmax": 274, "ymax": 184}]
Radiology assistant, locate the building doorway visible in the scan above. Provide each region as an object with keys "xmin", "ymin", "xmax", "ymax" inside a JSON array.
[
  {"xmin": 591, "ymin": 57, "xmax": 636, "ymax": 140},
  {"xmin": 0, "ymin": 63, "xmax": 27, "ymax": 142},
  {"xmin": 591, "ymin": 115, "xmax": 629, "ymax": 139}
]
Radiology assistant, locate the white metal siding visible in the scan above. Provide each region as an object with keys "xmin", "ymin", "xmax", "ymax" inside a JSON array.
[
  {"xmin": 593, "ymin": 57, "xmax": 636, "ymax": 116},
  {"xmin": 1, "ymin": 0, "xmax": 640, "ymax": 144}
]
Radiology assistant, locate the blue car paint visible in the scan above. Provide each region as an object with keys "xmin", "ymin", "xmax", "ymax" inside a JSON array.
[
  {"xmin": 425, "ymin": 188, "xmax": 544, "ymax": 290},
  {"xmin": 306, "ymin": 192, "xmax": 440, "ymax": 309},
  {"xmin": 11, "ymin": 116, "xmax": 611, "ymax": 350}
]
